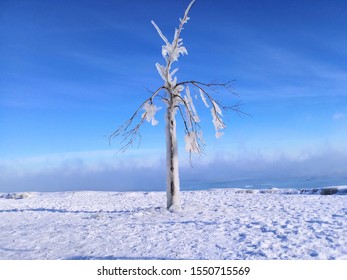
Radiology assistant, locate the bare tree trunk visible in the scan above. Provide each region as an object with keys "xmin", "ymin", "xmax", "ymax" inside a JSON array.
[{"xmin": 166, "ymin": 99, "xmax": 180, "ymax": 210}]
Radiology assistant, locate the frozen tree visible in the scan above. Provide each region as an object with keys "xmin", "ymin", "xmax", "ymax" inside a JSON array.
[{"xmin": 110, "ymin": 0, "xmax": 242, "ymax": 211}]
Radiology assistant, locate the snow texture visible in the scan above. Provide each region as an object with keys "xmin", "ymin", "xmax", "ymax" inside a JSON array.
[{"xmin": 1, "ymin": 187, "xmax": 346, "ymax": 260}]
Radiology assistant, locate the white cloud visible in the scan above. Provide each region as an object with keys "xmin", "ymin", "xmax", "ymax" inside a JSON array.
[
  {"xmin": 0, "ymin": 149, "xmax": 166, "ymax": 193},
  {"xmin": 1, "ymin": 147, "xmax": 347, "ymax": 193},
  {"xmin": 0, "ymin": 149, "xmax": 163, "ymax": 174}
]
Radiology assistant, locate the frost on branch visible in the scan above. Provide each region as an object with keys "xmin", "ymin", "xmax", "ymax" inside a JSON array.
[
  {"xmin": 184, "ymin": 131, "xmax": 203, "ymax": 154},
  {"xmin": 151, "ymin": 0, "xmax": 195, "ymax": 90},
  {"xmin": 155, "ymin": 63, "xmax": 167, "ymax": 81},
  {"xmin": 211, "ymin": 100, "xmax": 226, "ymax": 138},
  {"xmin": 151, "ymin": 0, "xmax": 192, "ymax": 65},
  {"xmin": 199, "ymin": 88, "xmax": 209, "ymax": 108},
  {"xmin": 177, "ymin": 80, "xmax": 235, "ymax": 142},
  {"xmin": 142, "ymin": 102, "xmax": 161, "ymax": 126},
  {"xmin": 151, "ymin": 20, "xmax": 188, "ymax": 64},
  {"xmin": 155, "ymin": 63, "xmax": 178, "ymax": 87},
  {"xmin": 184, "ymin": 86, "xmax": 200, "ymax": 127}
]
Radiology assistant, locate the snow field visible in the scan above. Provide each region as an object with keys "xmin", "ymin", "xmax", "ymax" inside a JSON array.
[{"xmin": 0, "ymin": 189, "xmax": 346, "ymax": 260}]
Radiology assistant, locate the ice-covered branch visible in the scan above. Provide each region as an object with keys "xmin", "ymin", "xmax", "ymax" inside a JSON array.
[
  {"xmin": 175, "ymin": 80, "xmax": 236, "ymax": 138},
  {"xmin": 151, "ymin": 0, "xmax": 195, "ymax": 89},
  {"xmin": 151, "ymin": 20, "xmax": 169, "ymax": 46},
  {"xmin": 185, "ymin": 130, "xmax": 204, "ymax": 160},
  {"xmin": 109, "ymin": 86, "xmax": 165, "ymax": 152},
  {"xmin": 175, "ymin": 94, "xmax": 199, "ymax": 131},
  {"xmin": 142, "ymin": 102, "xmax": 161, "ymax": 126}
]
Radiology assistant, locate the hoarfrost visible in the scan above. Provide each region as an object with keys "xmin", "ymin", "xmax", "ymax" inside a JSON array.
[
  {"xmin": 184, "ymin": 131, "xmax": 200, "ymax": 153},
  {"xmin": 142, "ymin": 102, "xmax": 161, "ymax": 126},
  {"xmin": 184, "ymin": 86, "xmax": 200, "ymax": 125},
  {"xmin": 155, "ymin": 63, "xmax": 167, "ymax": 81},
  {"xmin": 199, "ymin": 88, "xmax": 209, "ymax": 108},
  {"xmin": 151, "ymin": 21, "xmax": 188, "ymax": 63},
  {"xmin": 211, "ymin": 101, "xmax": 226, "ymax": 138}
]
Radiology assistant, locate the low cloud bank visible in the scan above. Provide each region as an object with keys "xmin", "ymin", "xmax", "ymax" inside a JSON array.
[{"xmin": 1, "ymin": 148, "xmax": 347, "ymax": 193}]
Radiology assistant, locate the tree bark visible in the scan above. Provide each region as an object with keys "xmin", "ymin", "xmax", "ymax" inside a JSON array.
[{"xmin": 166, "ymin": 101, "xmax": 180, "ymax": 210}]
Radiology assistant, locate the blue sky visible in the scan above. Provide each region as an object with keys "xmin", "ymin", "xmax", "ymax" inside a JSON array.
[{"xmin": 1, "ymin": 0, "xmax": 347, "ymax": 192}]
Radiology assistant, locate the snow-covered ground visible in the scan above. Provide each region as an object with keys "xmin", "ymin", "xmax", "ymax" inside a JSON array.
[{"xmin": 0, "ymin": 187, "xmax": 346, "ymax": 260}]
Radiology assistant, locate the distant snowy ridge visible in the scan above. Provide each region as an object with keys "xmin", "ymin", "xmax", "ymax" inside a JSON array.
[
  {"xmin": 231, "ymin": 186, "xmax": 347, "ymax": 196},
  {"xmin": 2, "ymin": 186, "xmax": 347, "ymax": 200},
  {"xmin": 0, "ymin": 192, "xmax": 31, "ymax": 199}
]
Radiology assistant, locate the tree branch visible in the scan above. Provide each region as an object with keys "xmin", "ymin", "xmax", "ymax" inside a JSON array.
[
  {"xmin": 177, "ymin": 79, "xmax": 249, "ymax": 116},
  {"xmin": 109, "ymin": 86, "xmax": 165, "ymax": 152}
]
